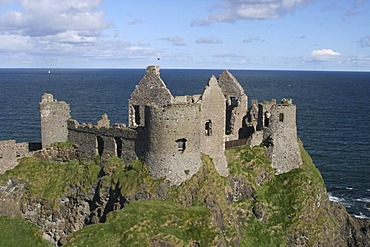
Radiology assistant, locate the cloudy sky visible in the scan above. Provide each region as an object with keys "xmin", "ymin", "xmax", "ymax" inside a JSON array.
[{"xmin": 0, "ymin": 0, "xmax": 369, "ymax": 70}]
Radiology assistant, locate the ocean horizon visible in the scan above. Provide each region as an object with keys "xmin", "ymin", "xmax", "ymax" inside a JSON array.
[{"xmin": 0, "ymin": 68, "xmax": 369, "ymax": 218}]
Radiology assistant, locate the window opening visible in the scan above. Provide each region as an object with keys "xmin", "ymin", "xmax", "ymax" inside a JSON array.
[
  {"xmin": 176, "ymin": 138, "xmax": 187, "ymax": 152},
  {"xmin": 205, "ymin": 120, "xmax": 212, "ymax": 136},
  {"xmin": 114, "ymin": 137, "xmax": 123, "ymax": 158},
  {"xmin": 133, "ymin": 105, "xmax": 140, "ymax": 125},
  {"xmin": 279, "ymin": 113, "xmax": 284, "ymax": 122},
  {"xmin": 264, "ymin": 111, "xmax": 270, "ymax": 127},
  {"xmin": 230, "ymin": 97, "xmax": 238, "ymax": 107},
  {"xmin": 96, "ymin": 136, "xmax": 104, "ymax": 156}
]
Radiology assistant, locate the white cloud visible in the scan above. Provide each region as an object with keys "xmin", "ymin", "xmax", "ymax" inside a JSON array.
[
  {"xmin": 307, "ymin": 49, "xmax": 341, "ymax": 61},
  {"xmin": 160, "ymin": 36, "xmax": 186, "ymax": 46},
  {"xmin": 0, "ymin": 0, "xmax": 107, "ymax": 37},
  {"xmin": 0, "ymin": 0, "xmax": 129, "ymax": 66},
  {"xmin": 191, "ymin": 0, "xmax": 310, "ymax": 26},
  {"xmin": 0, "ymin": 34, "xmax": 33, "ymax": 51},
  {"xmin": 195, "ymin": 37, "xmax": 223, "ymax": 44}
]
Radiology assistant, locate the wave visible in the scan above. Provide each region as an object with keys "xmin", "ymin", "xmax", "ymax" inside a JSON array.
[
  {"xmin": 352, "ymin": 212, "xmax": 370, "ymax": 219},
  {"xmin": 328, "ymin": 193, "xmax": 345, "ymax": 203},
  {"xmin": 354, "ymin": 198, "xmax": 370, "ymax": 203}
]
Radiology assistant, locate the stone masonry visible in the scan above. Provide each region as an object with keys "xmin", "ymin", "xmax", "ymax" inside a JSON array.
[
  {"xmin": 0, "ymin": 65, "xmax": 302, "ymax": 183},
  {"xmin": 39, "ymin": 93, "xmax": 70, "ymax": 148},
  {"xmin": 0, "ymin": 140, "xmax": 38, "ymax": 174}
]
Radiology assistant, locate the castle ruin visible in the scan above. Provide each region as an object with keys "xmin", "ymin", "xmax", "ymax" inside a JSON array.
[{"xmin": 1, "ymin": 66, "xmax": 302, "ymax": 184}]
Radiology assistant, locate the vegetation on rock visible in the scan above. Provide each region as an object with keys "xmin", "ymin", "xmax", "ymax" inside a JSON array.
[
  {"xmin": 0, "ymin": 141, "xmax": 368, "ymax": 246},
  {"xmin": 65, "ymin": 200, "xmax": 217, "ymax": 247}
]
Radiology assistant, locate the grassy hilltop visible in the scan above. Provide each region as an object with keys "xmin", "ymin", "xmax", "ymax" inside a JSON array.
[{"xmin": 0, "ymin": 141, "xmax": 368, "ymax": 246}]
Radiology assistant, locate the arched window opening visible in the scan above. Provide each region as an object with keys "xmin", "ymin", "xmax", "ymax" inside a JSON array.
[{"xmin": 205, "ymin": 120, "xmax": 212, "ymax": 136}]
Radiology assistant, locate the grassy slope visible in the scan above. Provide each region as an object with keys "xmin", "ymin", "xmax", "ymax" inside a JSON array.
[
  {"xmin": 0, "ymin": 157, "xmax": 100, "ymax": 201},
  {"xmin": 0, "ymin": 216, "xmax": 52, "ymax": 247},
  {"xmin": 65, "ymin": 200, "xmax": 217, "ymax": 247}
]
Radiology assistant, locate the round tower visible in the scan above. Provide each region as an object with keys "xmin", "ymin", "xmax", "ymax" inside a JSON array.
[{"xmin": 144, "ymin": 103, "xmax": 201, "ymax": 185}]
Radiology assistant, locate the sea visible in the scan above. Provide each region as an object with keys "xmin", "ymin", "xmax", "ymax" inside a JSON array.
[{"xmin": 0, "ymin": 68, "xmax": 369, "ymax": 218}]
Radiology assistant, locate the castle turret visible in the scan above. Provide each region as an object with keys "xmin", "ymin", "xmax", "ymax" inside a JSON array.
[{"xmin": 39, "ymin": 93, "xmax": 70, "ymax": 148}]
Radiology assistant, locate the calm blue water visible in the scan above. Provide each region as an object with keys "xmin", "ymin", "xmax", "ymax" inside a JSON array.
[{"xmin": 0, "ymin": 68, "xmax": 369, "ymax": 218}]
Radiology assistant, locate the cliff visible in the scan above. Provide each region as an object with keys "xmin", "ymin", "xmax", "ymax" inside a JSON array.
[{"xmin": 0, "ymin": 141, "xmax": 369, "ymax": 246}]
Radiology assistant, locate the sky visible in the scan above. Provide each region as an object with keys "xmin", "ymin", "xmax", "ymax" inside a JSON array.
[{"xmin": 0, "ymin": 0, "xmax": 369, "ymax": 70}]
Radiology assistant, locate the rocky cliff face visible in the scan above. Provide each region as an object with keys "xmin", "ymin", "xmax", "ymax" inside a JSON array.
[{"xmin": 0, "ymin": 142, "xmax": 369, "ymax": 246}]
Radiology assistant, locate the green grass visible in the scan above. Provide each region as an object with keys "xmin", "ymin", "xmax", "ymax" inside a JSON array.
[
  {"xmin": 101, "ymin": 157, "xmax": 164, "ymax": 198},
  {"xmin": 226, "ymin": 145, "xmax": 273, "ymax": 188},
  {"xmin": 0, "ymin": 157, "xmax": 100, "ymax": 201},
  {"xmin": 0, "ymin": 216, "xmax": 52, "ymax": 247},
  {"xmin": 65, "ymin": 200, "xmax": 218, "ymax": 247}
]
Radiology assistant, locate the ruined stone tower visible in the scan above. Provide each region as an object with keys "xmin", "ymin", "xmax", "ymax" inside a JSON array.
[
  {"xmin": 217, "ymin": 70, "xmax": 248, "ymax": 141},
  {"xmin": 144, "ymin": 103, "xmax": 202, "ymax": 184},
  {"xmin": 39, "ymin": 93, "xmax": 71, "ymax": 148},
  {"xmin": 264, "ymin": 99, "xmax": 302, "ymax": 174},
  {"xmin": 128, "ymin": 66, "xmax": 174, "ymax": 127}
]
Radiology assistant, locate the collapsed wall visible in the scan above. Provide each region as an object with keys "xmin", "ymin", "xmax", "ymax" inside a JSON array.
[
  {"xmin": 217, "ymin": 70, "xmax": 248, "ymax": 141},
  {"xmin": 200, "ymin": 75, "xmax": 228, "ymax": 176}
]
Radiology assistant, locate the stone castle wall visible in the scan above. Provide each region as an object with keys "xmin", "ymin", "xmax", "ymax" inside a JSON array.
[
  {"xmin": 144, "ymin": 103, "xmax": 202, "ymax": 185},
  {"xmin": 39, "ymin": 93, "xmax": 70, "ymax": 148},
  {"xmin": 0, "ymin": 140, "xmax": 39, "ymax": 174},
  {"xmin": 217, "ymin": 70, "xmax": 248, "ymax": 141},
  {"xmin": 200, "ymin": 76, "xmax": 228, "ymax": 176},
  {"xmin": 67, "ymin": 118, "xmax": 142, "ymax": 165}
]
